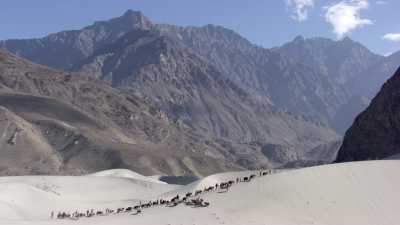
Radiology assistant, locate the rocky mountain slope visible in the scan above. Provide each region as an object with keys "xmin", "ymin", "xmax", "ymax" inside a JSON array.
[
  {"xmin": 336, "ymin": 66, "xmax": 400, "ymax": 161},
  {"xmin": 0, "ymin": 48, "xmax": 339, "ymax": 176},
  {"xmin": 1, "ymin": 10, "xmax": 396, "ymax": 135},
  {"xmin": 0, "ymin": 50, "xmax": 234, "ymax": 176},
  {"xmin": 275, "ymin": 36, "xmax": 383, "ymax": 87},
  {"xmin": 158, "ymin": 28, "xmax": 382, "ymax": 132},
  {"xmin": 349, "ymin": 51, "xmax": 400, "ymax": 99},
  {"xmin": 0, "ymin": 105, "xmax": 60, "ymax": 175},
  {"xmin": 274, "ymin": 36, "xmax": 383, "ymax": 132},
  {"xmin": 73, "ymin": 29, "xmax": 340, "ymax": 164},
  {"xmin": 155, "ymin": 25, "xmax": 397, "ymax": 135}
]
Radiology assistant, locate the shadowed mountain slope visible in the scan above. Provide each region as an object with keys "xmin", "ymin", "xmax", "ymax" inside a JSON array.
[{"xmin": 337, "ymin": 66, "xmax": 400, "ymax": 161}]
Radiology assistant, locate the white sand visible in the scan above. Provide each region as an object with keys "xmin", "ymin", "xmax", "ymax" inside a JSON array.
[
  {"xmin": 1, "ymin": 160, "xmax": 399, "ymax": 225},
  {"xmin": 89, "ymin": 169, "xmax": 167, "ymax": 184},
  {"xmin": 0, "ymin": 175, "xmax": 177, "ymax": 221}
]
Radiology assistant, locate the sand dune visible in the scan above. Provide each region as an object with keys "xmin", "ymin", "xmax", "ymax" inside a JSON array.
[
  {"xmin": 89, "ymin": 169, "xmax": 167, "ymax": 184},
  {"xmin": 1, "ymin": 161, "xmax": 399, "ymax": 225},
  {"xmin": 0, "ymin": 175, "xmax": 176, "ymax": 221}
]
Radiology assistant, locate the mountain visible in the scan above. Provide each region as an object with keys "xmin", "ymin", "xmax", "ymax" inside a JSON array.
[
  {"xmin": 276, "ymin": 36, "xmax": 383, "ymax": 86},
  {"xmin": 73, "ymin": 29, "xmax": 340, "ymax": 162},
  {"xmin": 154, "ymin": 27, "xmax": 388, "ymax": 133},
  {"xmin": 155, "ymin": 24, "xmax": 275, "ymax": 101},
  {"xmin": 0, "ymin": 49, "xmax": 241, "ymax": 176},
  {"xmin": 336, "ymin": 66, "xmax": 400, "ymax": 161},
  {"xmin": 157, "ymin": 27, "xmax": 349, "ymax": 125},
  {"xmin": 349, "ymin": 51, "xmax": 400, "ymax": 99},
  {"xmin": 0, "ymin": 47, "xmax": 339, "ymax": 176},
  {"xmin": 272, "ymin": 36, "xmax": 384, "ymax": 132},
  {"xmin": 0, "ymin": 10, "xmax": 396, "ymax": 134},
  {"xmin": 161, "ymin": 27, "xmax": 399, "ymax": 135},
  {"xmin": 0, "ymin": 10, "xmax": 153, "ymax": 70},
  {"xmin": 332, "ymin": 95, "xmax": 370, "ymax": 133}
]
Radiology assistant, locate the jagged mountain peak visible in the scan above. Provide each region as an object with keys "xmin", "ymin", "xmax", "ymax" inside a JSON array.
[
  {"xmin": 74, "ymin": 29, "xmax": 242, "ymax": 93},
  {"xmin": 340, "ymin": 36, "xmax": 353, "ymax": 42},
  {"xmin": 90, "ymin": 10, "xmax": 152, "ymax": 29},
  {"xmin": 159, "ymin": 22, "xmax": 253, "ymax": 50},
  {"xmin": 276, "ymin": 34, "xmax": 382, "ymax": 81},
  {"xmin": 123, "ymin": 9, "xmax": 144, "ymax": 17},
  {"xmin": 337, "ymin": 37, "xmax": 376, "ymax": 54},
  {"xmin": 283, "ymin": 35, "xmax": 369, "ymax": 51},
  {"xmin": 292, "ymin": 35, "xmax": 305, "ymax": 43},
  {"xmin": 0, "ymin": 10, "xmax": 155, "ymax": 70},
  {"xmin": 119, "ymin": 10, "xmax": 152, "ymax": 27}
]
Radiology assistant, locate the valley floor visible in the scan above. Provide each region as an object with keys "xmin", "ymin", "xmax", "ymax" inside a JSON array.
[{"xmin": 1, "ymin": 161, "xmax": 399, "ymax": 225}]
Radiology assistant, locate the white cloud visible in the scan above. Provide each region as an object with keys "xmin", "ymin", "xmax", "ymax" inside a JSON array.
[
  {"xmin": 383, "ymin": 33, "xmax": 400, "ymax": 42},
  {"xmin": 324, "ymin": 0, "xmax": 373, "ymax": 38},
  {"xmin": 286, "ymin": 0, "xmax": 314, "ymax": 22}
]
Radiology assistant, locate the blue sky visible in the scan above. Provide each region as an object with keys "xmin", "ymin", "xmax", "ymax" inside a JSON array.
[{"xmin": 0, "ymin": 0, "xmax": 399, "ymax": 55}]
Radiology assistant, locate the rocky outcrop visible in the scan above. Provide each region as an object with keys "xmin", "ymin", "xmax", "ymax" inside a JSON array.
[{"xmin": 337, "ymin": 66, "xmax": 400, "ymax": 161}]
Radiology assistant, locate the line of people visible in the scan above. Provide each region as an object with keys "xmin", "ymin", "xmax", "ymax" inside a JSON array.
[{"xmin": 52, "ymin": 169, "xmax": 276, "ymax": 220}]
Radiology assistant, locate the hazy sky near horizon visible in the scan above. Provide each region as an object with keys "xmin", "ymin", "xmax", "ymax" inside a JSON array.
[{"xmin": 0, "ymin": 0, "xmax": 399, "ymax": 55}]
